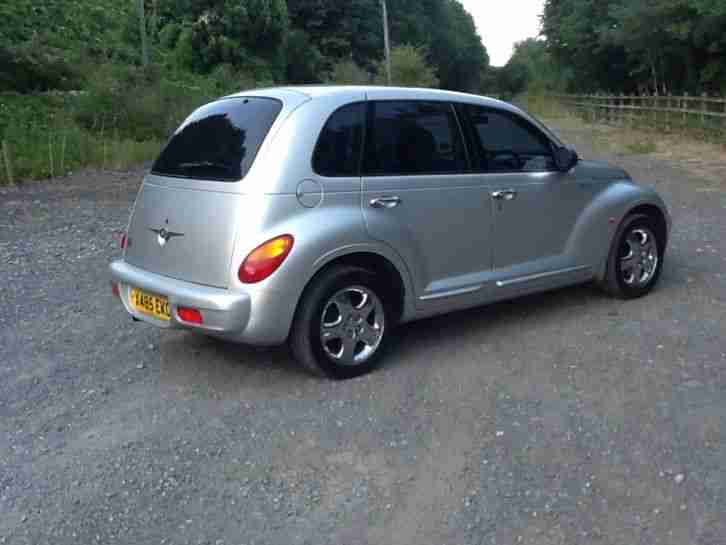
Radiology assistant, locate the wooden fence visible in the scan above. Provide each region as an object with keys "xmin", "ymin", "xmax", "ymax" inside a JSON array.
[{"xmin": 553, "ymin": 93, "xmax": 726, "ymax": 141}]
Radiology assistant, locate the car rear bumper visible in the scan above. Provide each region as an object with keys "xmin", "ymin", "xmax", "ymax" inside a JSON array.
[{"xmin": 109, "ymin": 260, "xmax": 288, "ymax": 345}]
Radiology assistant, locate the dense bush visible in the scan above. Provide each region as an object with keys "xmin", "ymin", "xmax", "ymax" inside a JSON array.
[
  {"xmin": 373, "ymin": 45, "xmax": 439, "ymax": 88},
  {"xmin": 0, "ymin": 93, "xmax": 159, "ymax": 182},
  {"xmin": 326, "ymin": 60, "xmax": 372, "ymax": 85}
]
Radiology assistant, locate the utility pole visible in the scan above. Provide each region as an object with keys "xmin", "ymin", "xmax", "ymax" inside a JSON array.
[
  {"xmin": 381, "ymin": 0, "xmax": 391, "ymax": 85},
  {"xmin": 138, "ymin": 0, "xmax": 149, "ymax": 67}
]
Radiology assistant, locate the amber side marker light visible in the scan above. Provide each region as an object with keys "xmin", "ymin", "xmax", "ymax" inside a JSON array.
[{"xmin": 238, "ymin": 235, "xmax": 294, "ymax": 284}]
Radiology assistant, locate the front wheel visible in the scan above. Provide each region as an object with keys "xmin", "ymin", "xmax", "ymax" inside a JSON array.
[
  {"xmin": 600, "ymin": 213, "xmax": 664, "ymax": 298},
  {"xmin": 289, "ymin": 266, "xmax": 392, "ymax": 379}
]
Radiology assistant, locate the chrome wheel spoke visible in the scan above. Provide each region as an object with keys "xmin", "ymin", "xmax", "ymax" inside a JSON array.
[
  {"xmin": 620, "ymin": 226, "xmax": 659, "ymax": 287},
  {"xmin": 321, "ymin": 323, "xmax": 344, "ymax": 341},
  {"xmin": 340, "ymin": 335, "xmax": 358, "ymax": 363},
  {"xmin": 359, "ymin": 323, "xmax": 382, "ymax": 347},
  {"xmin": 620, "ymin": 253, "xmax": 638, "ymax": 273},
  {"xmin": 353, "ymin": 291, "xmax": 370, "ymax": 310},
  {"xmin": 333, "ymin": 293, "xmax": 355, "ymax": 316},
  {"xmin": 320, "ymin": 285, "xmax": 386, "ymax": 366}
]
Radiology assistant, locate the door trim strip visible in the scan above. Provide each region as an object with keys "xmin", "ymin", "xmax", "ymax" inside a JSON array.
[
  {"xmin": 495, "ymin": 265, "xmax": 591, "ymax": 288},
  {"xmin": 419, "ymin": 284, "xmax": 482, "ymax": 301}
]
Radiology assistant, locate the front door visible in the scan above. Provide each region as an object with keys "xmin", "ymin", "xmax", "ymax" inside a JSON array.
[
  {"xmin": 457, "ymin": 104, "xmax": 589, "ymax": 278},
  {"xmin": 361, "ymin": 97, "xmax": 493, "ymax": 305}
]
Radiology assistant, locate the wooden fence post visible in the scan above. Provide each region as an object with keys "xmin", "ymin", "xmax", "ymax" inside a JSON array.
[
  {"xmin": 626, "ymin": 93, "xmax": 632, "ymax": 128},
  {"xmin": 701, "ymin": 92, "xmax": 708, "ymax": 138},
  {"xmin": 1, "ymin": 139, "xmax": 14, "ymax": 186},
  {"xmin": 607, "ymin": 93, "xmax": 613, "ymax": 125},
  {"xmin": 682, "ymin": 92, "xmax": 688, "ymax": 134},
  {"xmin": 605, "ymin": 93, "xmax": 610, "ymax": 125},
  {"xmin": 48, "ymin": 132, "xmax": 54, "ymax": 180},
  {"xmin": 595, "ymin": 92, "xmax": 601, "ymax": 123}
]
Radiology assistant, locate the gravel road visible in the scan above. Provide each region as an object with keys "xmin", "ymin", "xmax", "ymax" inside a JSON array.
[{"xmin": 1, "ymin": 122, "xmax": 725, "ymax": 545}]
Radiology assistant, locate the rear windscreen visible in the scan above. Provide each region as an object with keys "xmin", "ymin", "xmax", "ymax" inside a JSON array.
[{"xmin": 152, "ymin": 97, "xmax": 282, "ymax": 182}]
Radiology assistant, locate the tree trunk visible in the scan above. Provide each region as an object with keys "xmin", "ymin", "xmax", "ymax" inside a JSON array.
[{"xmin": 138, "ymin": 0, "xmax": 149, "ymax": 67}]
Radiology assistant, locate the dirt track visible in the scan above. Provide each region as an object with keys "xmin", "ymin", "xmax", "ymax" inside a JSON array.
[{"xmin": 2, "ymin": 120, "xmax": 725, "ymax": 544}]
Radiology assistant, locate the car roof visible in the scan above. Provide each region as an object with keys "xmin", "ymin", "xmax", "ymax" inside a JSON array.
[
  {"xmin": 228, "ymin": 85, "xmax": 506, "ymax": 107},
  {"xmin": 225, "ymin": 86, "xmax": 563, "ymax": 147}
]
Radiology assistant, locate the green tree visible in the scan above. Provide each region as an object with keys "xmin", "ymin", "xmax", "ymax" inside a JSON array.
[{"xmin": 542, "ymin": 0, "xmax": 726, "ymax": 94}]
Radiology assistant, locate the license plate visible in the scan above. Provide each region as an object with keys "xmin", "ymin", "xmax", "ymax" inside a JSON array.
[{"xmin": 130, "ymin": 288, "xmax": 171, "ymax": 321}]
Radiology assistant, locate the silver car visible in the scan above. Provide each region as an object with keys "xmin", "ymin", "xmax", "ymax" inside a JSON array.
[{"xmin": 110, "ymin": 86, "xmax": 670, "ymax": 379}]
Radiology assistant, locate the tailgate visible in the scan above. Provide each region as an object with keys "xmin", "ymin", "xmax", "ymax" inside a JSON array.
[{"xmin": 124, "ymin": 182, "xmax": 241, "ymax": 288}]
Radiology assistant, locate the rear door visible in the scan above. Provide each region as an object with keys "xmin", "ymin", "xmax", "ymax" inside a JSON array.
[
  {"xmin": 361, "ymin": 98, "xmax": 493, "ymax": 304},
  {"xmin": 124, "ymin": 97, "xmax": 282, "ymax": 288}
]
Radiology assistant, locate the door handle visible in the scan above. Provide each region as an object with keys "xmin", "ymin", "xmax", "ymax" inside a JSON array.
[
  {"xmin": 491, "ymin": 189, "xmax": 517, "ymax": 201},
  {"xmin": 370, "ymin": 196, "xmax": 402, "ymax": 209}
]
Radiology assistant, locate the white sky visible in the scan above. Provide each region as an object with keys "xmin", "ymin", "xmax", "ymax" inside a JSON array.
[{"xmin": 458, "ymin": 0, "xmax": 545, "ymax": 67}]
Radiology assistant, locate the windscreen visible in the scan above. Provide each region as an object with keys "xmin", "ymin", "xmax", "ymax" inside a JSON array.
[{"xmin": 151, "ymin": 97, "xmax": 282, "ymax": 182}]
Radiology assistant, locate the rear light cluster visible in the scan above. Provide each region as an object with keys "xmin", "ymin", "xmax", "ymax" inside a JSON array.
[
  {"xmin": 238, "ymin": 235, "xmax": 294, "ymax": 284},
  {"xmin": 177, "ymin": 307, "xmax": 203, "ymax": 324}
]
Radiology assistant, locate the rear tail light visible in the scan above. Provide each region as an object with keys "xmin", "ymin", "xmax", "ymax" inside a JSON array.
[
  {"xmin": 115, "ymin": 231, "xmax": 129, "ymax": 249},
  {"xmin": 110, "ymin": 281, "xmax": 120, "ymax": 298},
  {"xmin": 177, "ymin": 307, "xmax": 203, "ymax": 324},
  {"xmin": 238, "ymin": 235, "xmax": 294, "ymax": 284}
]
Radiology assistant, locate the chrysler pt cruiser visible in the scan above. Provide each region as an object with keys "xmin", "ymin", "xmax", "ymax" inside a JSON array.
[{"xmin": 110, "ymin": 86, "xmax": 670, "ymax": 379}]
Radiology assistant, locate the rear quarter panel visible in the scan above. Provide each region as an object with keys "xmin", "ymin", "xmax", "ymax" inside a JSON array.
[
  {"xmin": 227, "ymin": 189, "xmax": 416, "ymax": 343},
  {"xmin": 226, "ymin": 91, "xmax": 416, "ymax": 342}
]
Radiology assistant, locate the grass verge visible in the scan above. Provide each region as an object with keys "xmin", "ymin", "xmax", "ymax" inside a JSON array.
[{"xmin": 0, "ymin": 65, "xmax": 246, "ymax": 185}]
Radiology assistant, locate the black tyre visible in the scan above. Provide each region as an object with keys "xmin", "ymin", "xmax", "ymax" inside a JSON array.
[
  {"xmin": 600, "ymin": 213, "xmax": 664, "ymax": 298},
  {"xmin": 289, "ymin": 266, "xmax": 392, "ymax": 379}
]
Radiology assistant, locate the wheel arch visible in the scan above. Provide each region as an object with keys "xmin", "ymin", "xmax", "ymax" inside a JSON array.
[{"xmin": 296, "ymin": 249, "xmax": 411, "ymax": 325}]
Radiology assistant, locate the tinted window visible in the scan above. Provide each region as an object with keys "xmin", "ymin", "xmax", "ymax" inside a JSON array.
[
  {"xmin": 313, "ymin": 103, "xmax": 365, "ymax": 177},
  {"xmin": 461, "ymin": 105, "xmax": 555, "ymax": 172},
  {"xmin": 152, "ymin": 97, "xmax": 282, "ymax": 181},
  {"xmin": 363, "ymin": 101, "xmax": 466, "ymax": 176}
]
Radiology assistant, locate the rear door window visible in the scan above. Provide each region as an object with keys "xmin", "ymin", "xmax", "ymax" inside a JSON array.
[
  {"xmin": 363, "ymin": 101, "xmax": 467, "ymax": 176},
  {"xmin": 459, "ymin": 104, "xmax": 555, "ymax": 172},
  {"xmin": 313, "ymin": 103, "xmax": 365, "ymax": 177},
  {"xmin": 152, "ymin": 97, "xmax": 282, "ymax": 182}
]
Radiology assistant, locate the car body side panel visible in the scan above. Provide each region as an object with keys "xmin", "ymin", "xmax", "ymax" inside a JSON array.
[
  {"xmin": 250, "ymin": 91, "xmax": 367, "ymax": 195},
  {"xmin": 221, "ymin": 185, "xmax": 419, "ymax": 343},
  {"xmin": 362, "ymin": 174, "xmax": 494, "ymax": 304},
  {"xmin": 111, "ymin": 86, "xmax": 672, "ymax": 349},
  {"xmin": 487, "ymin": 170, "xmax": 603, "ymax": 270},
  {"xmin": 563, "ymin": 181, "xmax": 671, "ymax": 281}
]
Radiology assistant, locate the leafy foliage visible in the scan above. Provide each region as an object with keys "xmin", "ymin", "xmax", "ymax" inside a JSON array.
[
  {"xmin": 326, "ymin": 60, "xmax": 372, "ymax": 85},
  {"xmin": 373, "ymin": 45, "xmax": 439, "ymax": 87},
  {"xmin": 0, "ymin": 0, "xmax": 494, "ymax": 183},
  {"xmin": 541, "ymin": 0, "xmax": 726, "ymax": 94}
]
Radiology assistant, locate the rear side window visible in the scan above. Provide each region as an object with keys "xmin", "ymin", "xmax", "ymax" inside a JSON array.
[
  {"xmin": 460, "ymin": 104, "xmax": 555, "ymax": 172},
  {"xmin": 152, "ymin": 97, "xmax": 282, "ymax": 181},
  {"xmin": 313, "ymin": 103, "xmax": 365, "ymax": 177},
  {"xmin": 363, "ymin": 101, "xmax": 466, "ymax": 176}
]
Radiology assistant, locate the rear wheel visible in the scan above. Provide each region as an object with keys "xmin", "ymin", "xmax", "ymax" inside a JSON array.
[
  {"xmin": 600, "ymin": 213, "xmax": 664, "ymax": 298},
  {"xmin": 289, "ymin": 266, "xmax": 392, "ymax": 379}
]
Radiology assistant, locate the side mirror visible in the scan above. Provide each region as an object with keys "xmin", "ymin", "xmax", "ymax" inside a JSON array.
[{"xmin": 554, "ymin": 146, "xmax": 578, "ymax": 172}]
